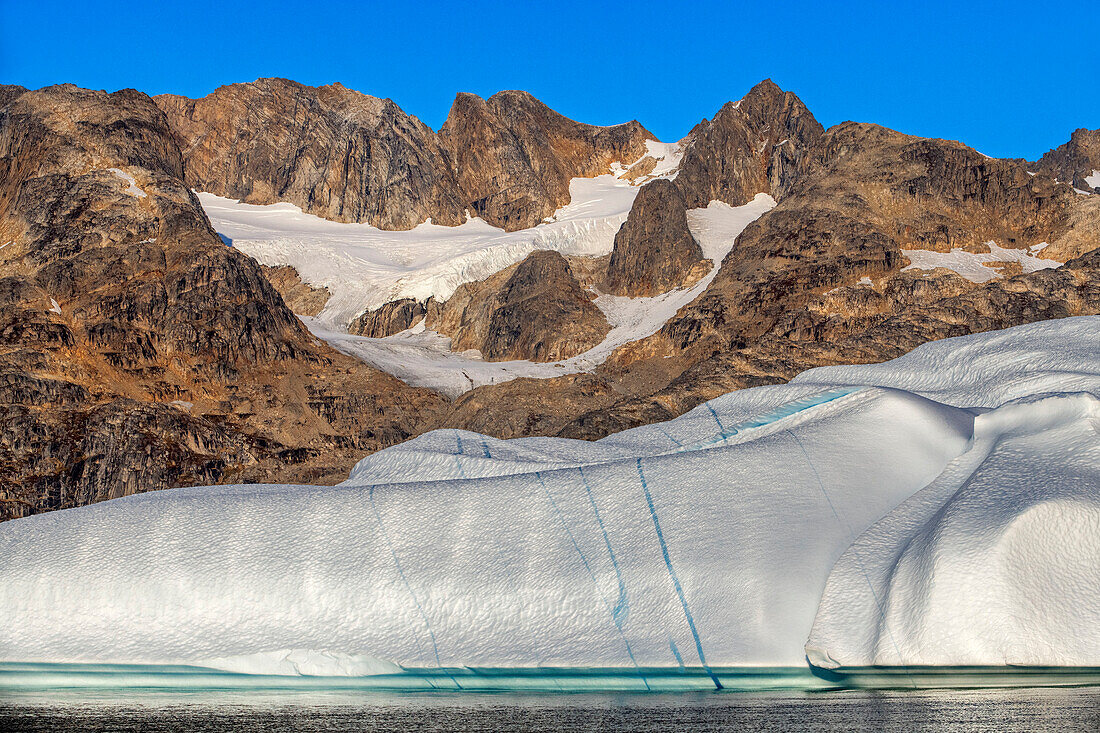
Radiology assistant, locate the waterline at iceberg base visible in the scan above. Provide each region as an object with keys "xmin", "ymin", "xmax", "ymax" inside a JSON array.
[
  {"xmin": 3, "ymin": 663, "xmax": 1100, "ymax": 695},
  {"xmin": 1, "ymin": 317, "xmax": 1098, "ymax": 693}
]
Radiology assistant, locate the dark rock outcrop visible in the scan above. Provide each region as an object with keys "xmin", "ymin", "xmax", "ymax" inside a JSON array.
[
  {"xmin": 350, "ymin": 298, "xmax": 427, "ymax": 337},
  {"xmin": 439, "ymin": 90, "xmax": 654, "ymax": 230},
  {"xmin": 0, "ymin": 84, "xmax": 445, "ymax": 521},
  {"xmin": 155, "ymin": 78, "xmax": 467, "ymax": 229},
  {"xmin": 674, "ymin": 79, "xmax": 826, "ymax": 209},
  {"xmin": 604, "ymin": 179, "xmax": 706, "ymax": 296},
  {"xmin": 427, "ymin": 250, "xmax": 609, "ymax": 361},
  {"xmin": 1032, "ymin": 127, "xmax": 1100, "ymax": 192},
  {"xmin": 260, "ymin": 264, "xmax": 331, "ymax": 317}
]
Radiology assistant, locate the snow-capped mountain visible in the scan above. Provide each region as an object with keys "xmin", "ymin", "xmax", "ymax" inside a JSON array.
[{"xmin": 1, "ymin": 77, "xmax": 1098, "ymax": 522}]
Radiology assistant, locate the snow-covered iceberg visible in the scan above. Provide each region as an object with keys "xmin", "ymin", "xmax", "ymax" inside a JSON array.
[{"xmin": 0, "ymin": 317, "xmax": 1097, "ymax": 678}]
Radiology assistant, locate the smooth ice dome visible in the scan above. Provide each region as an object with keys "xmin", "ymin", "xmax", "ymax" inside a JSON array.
[{"xmin": 0, "ymin": 317, "xmax": 1097, "ymax": 674}]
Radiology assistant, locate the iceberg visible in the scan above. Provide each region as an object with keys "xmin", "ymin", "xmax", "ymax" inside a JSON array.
[{"xmin": 0, "ymin": 317, "xmax": 1097, "ymax": 679}]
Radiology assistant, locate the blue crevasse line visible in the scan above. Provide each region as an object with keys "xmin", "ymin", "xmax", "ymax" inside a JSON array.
[
  {"xmin": 578, "ymin": 465, "xmax": 628, "ymax": 624},
  {"xmin": 669, "ymin": 638, "xmax": 685, "ymax": 668},
  {"xmin": 636, "ymin": 457, "xmax": 723, "ymax": 690},
  {"xmin": 705, "ymin": 403, "xmax": 729, "ymax": 437},
  {"xmin": 535, "ymin": 471, "xmax": 649, "ymax": 689},
  {"xmin": 479, "ymin": 439, "xmax": 492, "ymax": 459},
  {"xmin": 657, "ymin": 426, "xmax": 683, "ymax": 447},
  {"xmin": 368, "ymin": 485, "xmax": 462, "ymax": 689},
  {"xmin": 672, "ymin": 388, "xmax": 864, "ymax": 455},
  {"xmin": 453, "ymin": 430, "xmax": 469, "ymax": 479}
]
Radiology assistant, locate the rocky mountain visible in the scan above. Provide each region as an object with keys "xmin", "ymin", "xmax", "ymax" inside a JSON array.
[
  {"xmin": 351, "ymin": 298, "xmax": 427, "ymax": 338},
  {"xmin": 438, "ymin": 90, "xmax": 653, "ymax": 230},
  {"xmin": 155, "ymin": 78, "xmax": 468, "ymax": 229},
  {"xmin": 156, "ymin": 79, "xmax": 653, "ymax": 232},
  {"xmin": 426, "ymin": 250, "xmax": 609, "ymax": 361},
  {"xmin": 3, "ymin": 77, "xmax": 1098, "ymax": 521},
  {"xmin": 674, "ymin": 79, "xmax": 825, "ymax": 209},
  {"xmin": 603, "ymin": 179, "xmax": 706, "ymax": 297},
  {"xmin": 1032, "ymin": 127, "xmax": 1100, "ymax": 192},
  {"xmin": 433, "ymin": 114, "xmax": 1100, "ymax": 439},
  {"xmin": 0, "ymin": 84, "xmax": 444, "ymax": 521}
]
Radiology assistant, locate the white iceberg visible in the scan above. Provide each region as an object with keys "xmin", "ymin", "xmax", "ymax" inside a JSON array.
[{"xmin": 0, "ymin": 317, "xmax": 1097, "ymax": 676}]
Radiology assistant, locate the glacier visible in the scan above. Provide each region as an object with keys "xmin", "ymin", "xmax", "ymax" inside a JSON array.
[{"xmin": 0, "ymin": 317, "xmax": 1097, "ymax": 681}]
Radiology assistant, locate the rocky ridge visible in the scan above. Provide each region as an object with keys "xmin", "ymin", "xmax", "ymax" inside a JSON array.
[
  {"xmin": 426, "ymin": 250, "xmax": 610, "ymax": 361},
  {"xmin": 156, "ymin": 79, "xmax": 654, "ymax": 232},
  {"xmin": 1032, "ymin": 127, "xmax": 1100, "ymax": 193},
  {"xmin": 603, "ymin": 178, "xmax": 707, "ymax": 297},
  {"xmin": 430, "ymin": 106, "xmax": 1100, "ymax": 439},
  {"xmin": 0, "ymin": 84, "xmax": 444, "ymax": 521}
]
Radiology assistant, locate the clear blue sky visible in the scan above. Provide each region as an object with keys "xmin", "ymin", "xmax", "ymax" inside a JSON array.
[{"xmin": 2, "ymin": 0, "xmax": 1096, "ymax": 160}]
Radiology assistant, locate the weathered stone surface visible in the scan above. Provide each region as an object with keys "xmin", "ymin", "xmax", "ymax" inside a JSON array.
[
  {"xmin": 674, "ymin": 79, "xmax": 825, "ymax": 209},
  {"xmin": 1032, "ymin": 127, "xmax": 1100, "ymax": 192},
  {"xmin": 155, "ymin": 78, "xmax": 467, "ymax": 229},
  {"xmin": 260, "ymin": 265, "xmax": 331, "ymax": 317},
  {"xmin": 439, "ymin": 90, "xmax": 654, "ymax": 230},
  {"xmin": 0, "ymin": 84, "xmax": 445, "ymax": 521},
  {"xmin": 350, "ymin": 297, "xmax": 426, "ymax": 337},
  {"xmin": 427, "ymin": 250, "xmax": 609, "ymax": 361},
  {"xmin": 156, "ymin": 81, "xmax": 654, "ymax": 233},
  {"xmin": 604, "ymin": 179, "xmax": 706, "ymax": 296}
]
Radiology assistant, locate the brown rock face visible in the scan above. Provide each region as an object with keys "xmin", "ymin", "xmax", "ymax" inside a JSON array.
[
  {"xmin": 1032, "ymin": 127, "xmax": 1100, "ymax": 192},
  {"xmin": 427, "ymin": 250, "xmax": 609, "ymax": 361},
  {"xmin": 674, "ymin": 79, "xmax": 826, "ymax": 209},
  {"xmin": 350, "ymin": 298, "xmax": 427, "ymax": 338},
  {"xmin": 604, "ymin": 179, "xmax": 706, "ymax": 296},
  {"xmin": 439, "ymin": 90, "xmax": 654, "ymax": 230},
  {"xmin": 156, "ymin": 81, "xmax": 654, "ymax": 233},
  {"xmin": 260, "ymin": 265, "xmax": 331, "ymax": 316},
  {"xmin": 155, "ymin": 78, "xmax": 467, "ymax": 229},
  {"xmin": 0, "ymin": 84, "xmax": 445, "ymax": 521}
]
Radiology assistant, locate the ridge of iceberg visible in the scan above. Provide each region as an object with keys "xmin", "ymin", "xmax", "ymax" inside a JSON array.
[{"xmin": 0, "ymin": 316, "xmax": 1097, "ymax": 676}]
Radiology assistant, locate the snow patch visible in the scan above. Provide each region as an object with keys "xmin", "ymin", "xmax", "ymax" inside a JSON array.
[
  {"xmin": 901, "ymin": 241, "xmax": 1062, "ymax": 283},
  {"xmin": 639, "ymin": 139, "xmax": 683, "ymax": 179},
  {"xmin": 301, "ymin": 194, "xmax": 776, "ymax": 397},
  {"xmin": 200, "ymin": 174, "xmax": 642, "ymax": 331},
  {"xmin": 1086, "ymin": 169, "xmax": 1100, "ymax": 190},
  {"xmin": 47, "ymin": 298, "xmax": 61, "ymax": 315},
  {"xmin": 109, "ymin": 168, "xmax": 146, "ymax": 198}
]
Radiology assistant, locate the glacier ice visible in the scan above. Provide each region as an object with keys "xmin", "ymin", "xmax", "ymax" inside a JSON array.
[{"xmin": 0, "ymin": 317, "xmax": 1097, "ymax": 675}]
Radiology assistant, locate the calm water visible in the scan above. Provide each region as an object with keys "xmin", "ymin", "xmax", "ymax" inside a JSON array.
[{"xmin": 1, "ymin": 687, "xmax": 1098, "ymax": 732}]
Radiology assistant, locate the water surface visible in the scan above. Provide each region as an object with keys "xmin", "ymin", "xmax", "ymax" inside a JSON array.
[{"xmin": 1, "ymin": 687, "xmax": 1097, "ymax": 732}]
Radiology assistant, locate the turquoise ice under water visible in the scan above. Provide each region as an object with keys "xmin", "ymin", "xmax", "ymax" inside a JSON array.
[{"xmin": 2, "ymin": 663, "xmax": 1099, "ymax": 694}]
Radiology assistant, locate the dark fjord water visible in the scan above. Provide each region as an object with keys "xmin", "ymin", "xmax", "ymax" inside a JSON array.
[{"xmin": 1, "ymin": 687, "xmax": 1098, "ymax": 733}]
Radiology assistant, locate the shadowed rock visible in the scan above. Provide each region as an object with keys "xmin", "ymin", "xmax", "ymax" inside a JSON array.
[
  {"xmin": 428, "ymin": 250, "xmax": 609, "ymax": 361},
  {"xmin": 604, "ymin": 179, "xmax": 706, "ymax": 297},
  {"xmin": 351, "ymin": 298, "xmax": 427, "ymax": 338}
]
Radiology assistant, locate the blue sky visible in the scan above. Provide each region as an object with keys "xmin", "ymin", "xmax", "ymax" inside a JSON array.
[{"xmin": 2, "ymin": 0, "xmax": 1096, "ymax": 159}]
